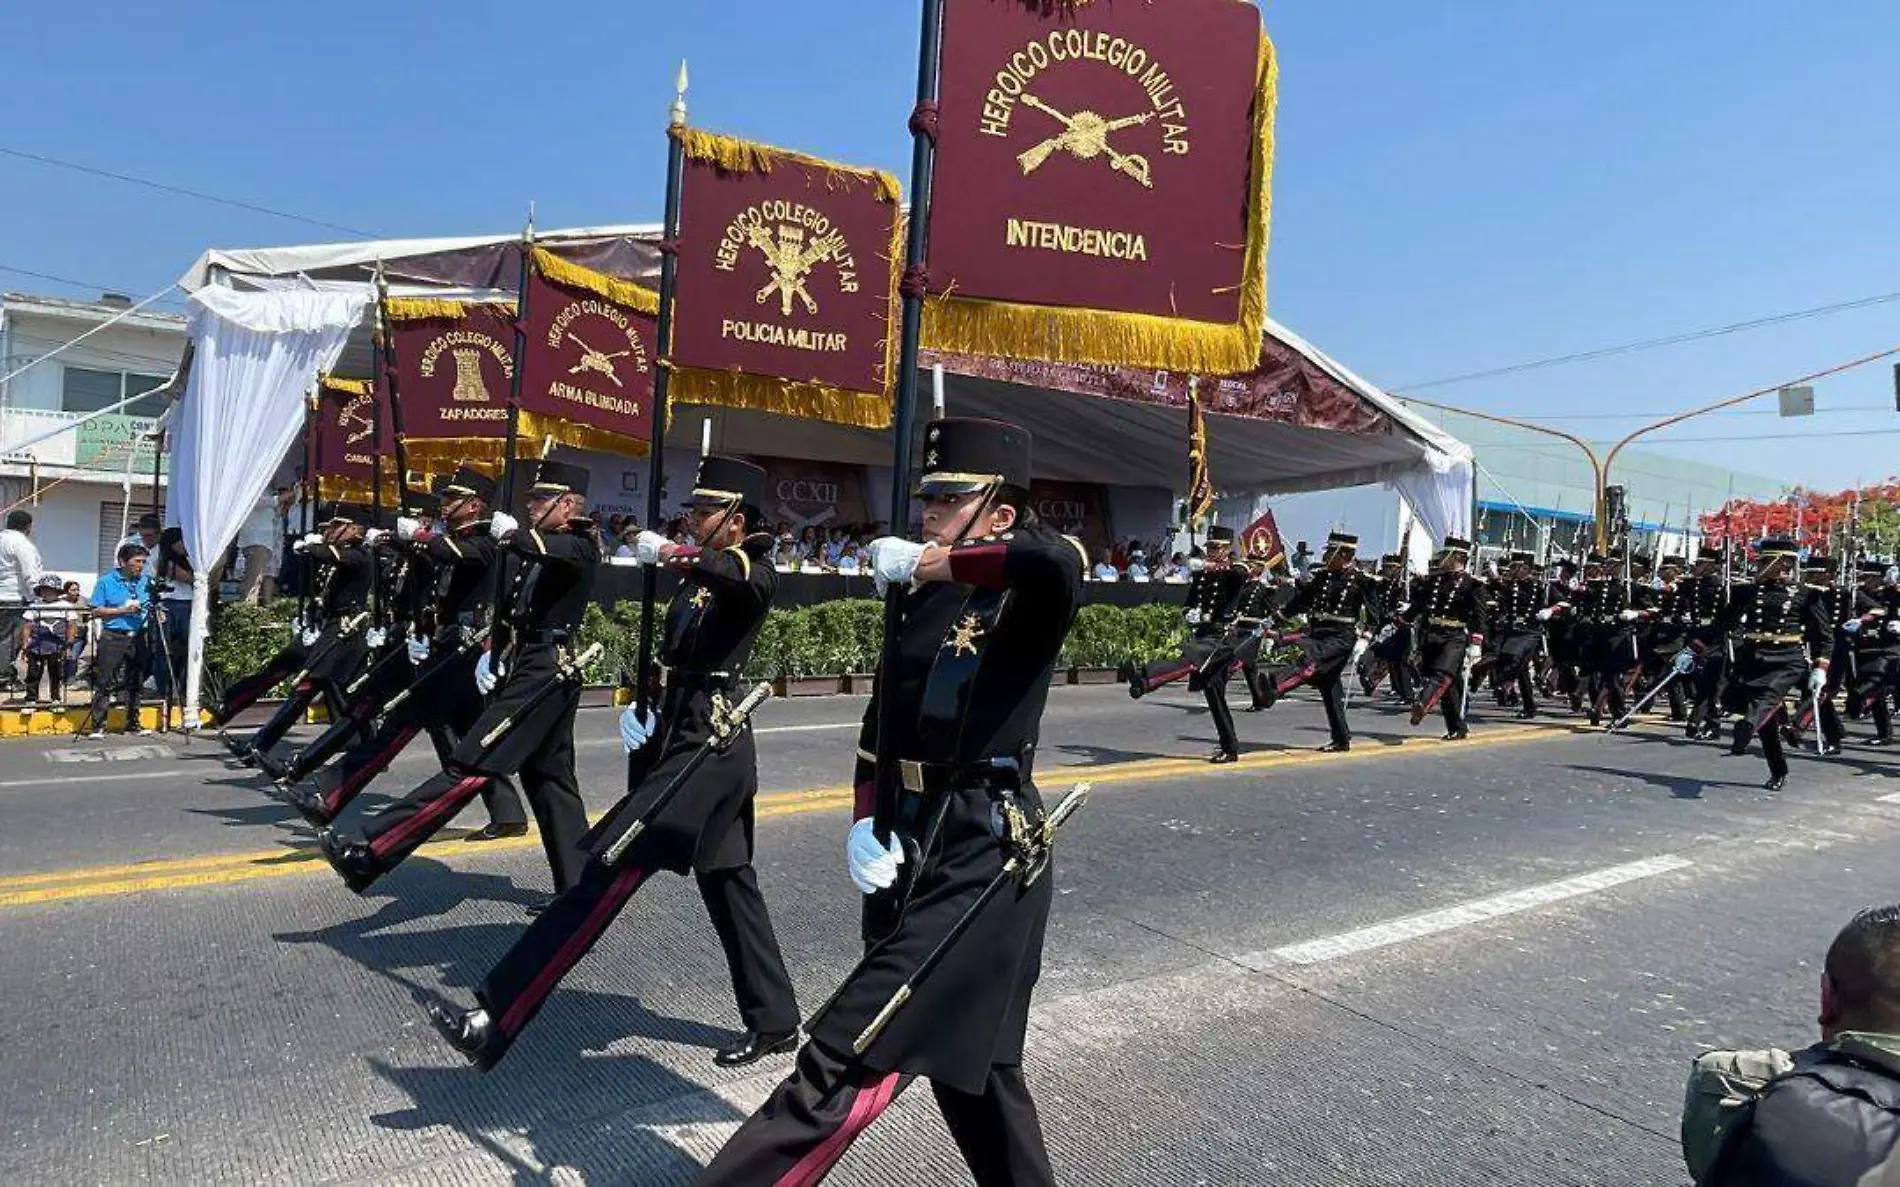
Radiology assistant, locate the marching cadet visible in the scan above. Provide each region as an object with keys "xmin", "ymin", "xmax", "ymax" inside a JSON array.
[
  {"xmin": 1402, "ymin": 535, "xmax": 1487, "ymax": 739},
  {"xmin": 1250, "ymin": 530, "xmax": 1382, "ymax": 751},
  {"xmin": 275, "ymin": 467, "xmax": 525, "ymax": 839},
  {"xmin": 427, "ymin": 456, "xmax": 801, "ymax": 1072},
  {"xmin": 1846, "ymin": 559, "xmax": 1900, "ymax": 745},
  {"xmin": 1682, "ymin": 545, "xmax": 1731, "ymax": 740},
  {"xmin": 1233, "ymin": 538, "xmax": 1290, "ymax": 710},
  {"xmin": 1541, "ymin": 557, "xmax": 1585, "ymax": 713},
  {"xmin": 216, "ymin": 504, "xmax": 374, "ymax": 763},
  {"xmin": 1640, "ymin": 555, "xmax": 1694, "ymax": 723},
  {"xmin": 1719, "ymin": 538, "xmax": 1829, "ymax": 790},
  {"xmin": 698, "ymin": 416, "xmax": 1080, "ymax": 1187},
  {"xmin": 256, "ymin": 492, "xmax": 437, "ymax": 785},
  {"xmin": 1801, "ymin": 554, "xmax": 1856, "ymax": 755},
  {"xmin": 1560, "ymin": 551, "xmax": 1642, "ymax": 727},
  {"xmin": 317, "ymin": 460, "xmax": 598, "ymax": 898},
  {"xmin": 1124, "ymin": 526, "xmax": 1250, "ymax": 762},
  {"xmin": 1360, "ymin": 552, "xmax": 1418, "ymax": 703},
  {"xmin": 1487, "ymin": 550, "xmax": 1550, "ymax": 719}
]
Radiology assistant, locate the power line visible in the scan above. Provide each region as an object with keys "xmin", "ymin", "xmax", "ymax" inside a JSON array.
[
  {"xmin": 0, "ymin": 145, "xmax": 376, "ymax": 239},
  {"xmin": 1394, "ymin": 289, "xmax": 1900, "ymax": 392},
  {"xmin": 1, "ymin": 264, "xmax": 188, "ymax": 308}
]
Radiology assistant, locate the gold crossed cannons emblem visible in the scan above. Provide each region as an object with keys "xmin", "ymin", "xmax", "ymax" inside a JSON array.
[
  {"xmin": 564, "ymin": 332, "xmax": 630, "ymax": 388},
  {"xmin": 746, "ymin": 223, "xmax": 849, "ymax": 317},
  {"xmin": 1016, "ymin": 94, "xmax": 1155, "ymax": 189}
]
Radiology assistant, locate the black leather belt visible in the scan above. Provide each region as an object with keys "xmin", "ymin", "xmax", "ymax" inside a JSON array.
[{"xmin": 896, "ymin": 753, "xmax": 1030, "ymax": 797}]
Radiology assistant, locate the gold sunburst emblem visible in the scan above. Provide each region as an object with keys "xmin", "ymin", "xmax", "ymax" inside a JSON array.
[{"xmin": 945, "ymin": 612, "xmax": 986, "ymax": 657}]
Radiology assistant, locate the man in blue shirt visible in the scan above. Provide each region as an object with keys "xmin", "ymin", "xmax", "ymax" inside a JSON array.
[{"xmin": 81, "ymin": 543, "xmax": 152, "ymax": 738}]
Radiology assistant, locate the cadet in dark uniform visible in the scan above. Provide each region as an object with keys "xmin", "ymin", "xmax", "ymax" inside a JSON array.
[
  {"xmin": 1125, "ymin": 527, "xmax": 1248, "ymax": 762},
  {"xmin": 427, "ymin": 456, "xmax": 801, "ymax": 1072},
  {"xmin": 1847, "ymin": 559, "xmax": 1899, "ymax": 745},
  {"xmin": 1487, "ymin": 550, "xmax": 1550, "ymax": 719},
  {"xmin": 699, "ymin": 418, "xmax": 1081, "ymax": 1187},
  {"xmin": 317, "ymin": 460, "xmax": 598, "ymax": 895},
  {"xmin": 1719, "ymin": 538, "xmax": 1828, "ymax": 789},
  {"xmin": 1564, "ymin": 551, "xmax": 1642, "ymax": 726},
  {"xmin": 1682, "ymin": 545, "xmax": 1731, "ymax": 740},
  {"xmin": 1800, "ymin": 555, "xmax": 1856, "ymax": 755},
  {"xmin": 1361, "ymin": 553, "xmax": 1418, "ymax": 702},
  {"xmin": 1250, "ymin": 531, "xmax": 1383, "ymax": 751},
  {"xmin": 218, "ymin": 504, "xmax": 374, "ymax": 763},
  {"xmin": 1639, "ymin": 555, "xmax": 1694, "ymax": 723},
  {"xmin": 1402, "ymin": 535, "xmax": 1487, "ymax": 739},
  {"xmin": 276, "ymin": 468, "xmax": 525, "ymax": 838},
  {"xmin": 1540, "ymin": 558, "xmax": 1584, "ymax": 712}
]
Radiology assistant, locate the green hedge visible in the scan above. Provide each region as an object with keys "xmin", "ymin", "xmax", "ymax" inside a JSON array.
[{"xmin": 202, "ymin": 596, "xmax": 1196, "ymax": 687}]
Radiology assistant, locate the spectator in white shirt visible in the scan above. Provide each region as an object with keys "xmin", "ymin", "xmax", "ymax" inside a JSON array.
[
  {"xmin": 118, "ymin": 513, "xmax": 161, "ymax": 559},
  {"xmin": 1090, "ymin": 559, "xmax": 1120, "ymax": 583},
  {"xmin": 0, "ymin": 509, "xmax": 46, "ymax": 689},
  {"xmin": 1127, "ymin": 551, "xmax": 1151, "ymax": 582},
  {"xmin": 233, "ymin": 490, "xmax": 286, "ymax": 604}
]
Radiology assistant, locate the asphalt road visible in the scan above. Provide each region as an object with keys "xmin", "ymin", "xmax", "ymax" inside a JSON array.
[{"xmin": 1, "ymin": 685, "xmax": 1896, "ymax": 1184}]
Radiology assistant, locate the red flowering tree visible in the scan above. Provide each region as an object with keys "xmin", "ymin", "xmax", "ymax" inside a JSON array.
[{"xmin": 1700, "ymin": 481, "xmax": 1900, "ymax": 555}]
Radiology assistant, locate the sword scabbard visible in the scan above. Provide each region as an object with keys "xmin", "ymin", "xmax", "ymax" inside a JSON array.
[{"xmin": 852, "ymin": 984, "xmax": 912, "ymax": 1056}]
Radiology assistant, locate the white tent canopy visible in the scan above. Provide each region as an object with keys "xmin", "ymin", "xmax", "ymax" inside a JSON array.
[{"xmin": 166, "ymin": 224, "xmax": 1470, "ymax": 724}]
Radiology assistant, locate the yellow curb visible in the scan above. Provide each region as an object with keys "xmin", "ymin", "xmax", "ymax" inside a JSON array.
[
  {"xmin": 0, "ymin": 722, "xmax": 1581, "ymax": 910},
  {"xmin": 0, "ymin": 704, "xmax": 210, "ymax": 737}
]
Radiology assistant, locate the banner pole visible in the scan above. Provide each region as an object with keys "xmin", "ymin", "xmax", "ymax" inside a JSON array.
[
  {"xmin": 373, "ymin": 263, "xmax": 414, "ymax": 517},
  {"xmin": 871, "ymin": 0, "xmax": 946, "ymax": 853},
  {"xmin": 631, "ymin": 62, "xmax": 690, "ymax": 721},
  {"xmin": 486, "ymin": 211, "xmax": 536, "ymax": 642}
]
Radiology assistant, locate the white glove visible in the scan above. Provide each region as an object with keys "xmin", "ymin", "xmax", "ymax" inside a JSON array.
[
  {"xmin": 1888, "ymin": 620, "xmax": 1900, "ymax": 637},
  {"xmin": 406, "ymin": 635, "xmax": 431, "ymax": 664},
  {"xmin": 364, "ymin": 626, "xmax": 387, "ymax": 649},
  {"xmin": 618, "ymin": 706, "xmax": 659, "ymax": 753},
  {"xmin": 292, "ymin": 533, "xmax": 323, "ymax": 554},
  {"xmin": 1808, "ymin": 666, "xmax": 1827, "ymax": 696},
  {"xmin": 1671, "ymin": 649, "xmax": 1696, "ymax": 676},
  {"xmin": 846, "ymin": 818, "xmax": 905, "ymax": 894},
  {"xmin": 1535, "ymin": 608, "xmax": 1554, "ymax": 622},
  {"xmin": 474, "ymin": 650, "xmax": 502, "ymax": 695},
  {"xmin": 1185, "ymin": 608, "xmax": 1204, "ymax": 626},
  {"xmin": 868, "ymin": 536, "xmax": 928, "ymax": 596},
  {"xmin": 489, "ymin": 511, "xmax": 519, "ymax": 538},
  {"xmin": 364, "ymin": 528, "xmax": 388, "ymax": 547},
  {"xmin": 1349, "ymin": 636, "xmax": 1371, "ymax": 667},
  {"xmin": 1841, "ymin": 619, "xmax": 1862, "ymax": 635},
  {"xmin": 289, "ymin": 615, "xmax": 305, "ymax": 636},
  {"xmin": 395, "ymin": 516, "xmax": 421, "ymax": 542},
  {"xmin": 1188, "ymin": 556, "xmax": 1207, "ymax": 572},
  {"xmin": 1464, "ymin": 643, "xmax": 1482, "ymax": 668},
  {"xmin": 634, "ymin": 530, "xmax": 670, "ymax": 566},
  {"xmin": 301, "ymin": 627, "xmax": 321, "ymax": 647},
  {"xmin": 1617, "ymin": 609, "xmax": 1641, "ymax": 622},
  {"xmin": 1375, "ymin": 624, "xmax": 1396, "ymax": 644}
]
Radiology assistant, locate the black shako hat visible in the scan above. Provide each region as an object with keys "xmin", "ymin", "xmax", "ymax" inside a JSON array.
[
  {"xmin": 1757, "ymin": 537, "xmax": 1799, "ymax": 560},
  {"xmin": 686, "ymin": 455, "xmax": 767, "ymax": 511},
  {"xmin": 1508, "ymin": 550, "xmax": 1537, "ymax": 566},
  {"xmin": 1439, "ymin": 535, "xmax": 1472, "ymax": 556},
  {"xmin": 438, "ymin": 465, "xmax": 497, "ymax": 504},
  {"xmin": 914, "ymin": 417, "xmax": 1031, "ymax": 498},
  {"xmin": 1859, "ymin": 558, "xmax": 1890, "ymax": 577},
  {"xmin": 1696, "ymin": 545, "xmax": 1725, "ymax": 563},
  {"xmin": 1325, "ymin": 531, "xmax": 1359, "ymax": 551},
  {"xmin": 1205, "ymin": 525, "xmax": 1235, "ymax": 545},
  {"xmin": 401, "ymin": 490, "xmax": 441, "ymax": 520},
  {"xmin": 327, "ymin": 502, "xmax": 372, "ymax": 526},
  {"xmin": 528, "ymin": 459, "xmax": 590, "ymax": 499},
  {"xmin": 1802, "ymin": 553, "xmax": 1834, "ymax": 572}
]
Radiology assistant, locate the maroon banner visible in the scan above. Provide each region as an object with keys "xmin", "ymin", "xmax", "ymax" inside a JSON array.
[
  {"xmin": 518, "ymin": 262, "xmax": 658, "ymax": 456},
  {"xmin": 1029, "ymin": 479, "xmax": 1113, "ymax": 559},
  {"xmin": 923, "ymin": 1, "xmax": 1274, "ymax": 371},
  {"xmin": 669, "ymin": 133, "xmax": 901, "ymax": 420},
  {"xmin": 312, "ymin": 377, "xmax": 390, "ymax": 491},
  {"xmin": 386, "ymin": 302, "xmax": 516, "ymax": 457},
  {"xmin": 756, "ymin": 457, "xmax": 874, "ymax": 536},
  {"xmin": 1239, "ymin": 507, "xmax": 1286, "ymax": 571}
]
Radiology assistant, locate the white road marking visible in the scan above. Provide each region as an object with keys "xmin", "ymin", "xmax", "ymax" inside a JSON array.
[
  {"xmin": 43, "ymin": 745, "xmax": 177, "ymax": 764},
  {"xmin": 1878, "ymin": 792, "xmax": 1900, "ymax": 805},
  {"xmin": 0, "ymin": 771, "xmax": 160, "ymax": 790},
  {"xmin": 1259, "ymin": 855, "xmax": 1693, "ymax": 966}
]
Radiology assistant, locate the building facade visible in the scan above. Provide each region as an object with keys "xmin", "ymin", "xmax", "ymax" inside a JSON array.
[{"xmin": 0, "ymin": 292, "xmax": 184, "ymax": 588}]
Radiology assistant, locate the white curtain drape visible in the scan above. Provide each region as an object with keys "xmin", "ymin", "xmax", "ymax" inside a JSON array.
[
  {"xmin": 1387, "ymin": 456, "xmax": 1474, "ymax": 549},
  {"xmin": 175, "ymin": 287, "xmax": 368, "ymax": 725}
]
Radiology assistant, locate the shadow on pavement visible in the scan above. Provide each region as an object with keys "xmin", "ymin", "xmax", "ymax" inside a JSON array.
[{"xmin": 1565, "ymin": 764, "xmax": 1762, "ymax": 800}]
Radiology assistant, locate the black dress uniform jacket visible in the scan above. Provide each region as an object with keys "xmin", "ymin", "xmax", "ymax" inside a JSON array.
[
  {"xmin": 1408, "ymin": 570, "xmax": 1489, "ymax": 669},
  {"xmin": 582, "ymin": 534, "xmax": 777, "ymax": 874},
  {"xmin": 812, "ymin": 520, "xmax": 1083, "ymax": 1096},
  {"xmin": 1718, "ymin": 580, "xmax": 1827, "ymax": 726},
  {"xmin": 301, "ymin": 540, "xmax": 373, "ymax": 685}
]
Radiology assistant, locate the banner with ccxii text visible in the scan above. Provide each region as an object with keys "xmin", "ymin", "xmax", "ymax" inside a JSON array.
[
  {"xmin": 667, "ymin": 129, "xmax": 903, "ymax": 431},
  {"xmin": 384, "ymin": 298, "xmax": 518, "ymax": 468},
  {"xmin": 923, "ymin": 0, "xmax": 1277, "ymax": 375},
  {"xmin": 518, "ymin": 248, "xmax": 659, "ymax": 458}
]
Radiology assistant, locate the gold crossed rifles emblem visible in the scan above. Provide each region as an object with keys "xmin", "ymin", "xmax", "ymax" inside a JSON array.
[
  {"xmin": 1016, "ymin": 94, "xmax": 1155, "ymax": 189},
  {"xmin": 746, "ymin": 223, "xmax": 849, "ymax": 317},
  {"xmin": 564, "ymin": 331, "xmax": 629, "ymax": 387}
]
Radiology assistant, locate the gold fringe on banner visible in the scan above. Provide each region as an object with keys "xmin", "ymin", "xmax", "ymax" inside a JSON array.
[
  {"xmin": 921, "ymin": 30, "xmax": 1278, "ymax": 376},
  {"xmin": 518, "ymin": 410, "xmax": 651, "ymax": 459},
  {"xmin": 316, "ymin": 375, "xmax": 373, "ymax": 397},
  {"xmin": 384, "ymin": 297, "xmax": 509, "ymax": 322},
  {"xmin": 531, "ymin": 247, "xmax": 660, "ymax": 315},
  {"xmin": 400, "ymin": 436, "xmax": 513, "ymax": 468},
  {"xmin": 671, "ymin": 126, "xmax": 903, "ymax": 205},
  {"xmin": 670, "ymin": 367, "xmax": 893, "ymax": 431}
]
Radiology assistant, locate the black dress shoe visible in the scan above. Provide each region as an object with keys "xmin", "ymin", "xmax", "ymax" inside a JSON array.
[
  {"xmin": 255, "ymin": 750, "xmax": 291, "ymax": 781},
  {"xmin": 1408, "ymin": 702, "xmax": 1427, "ymax": 726},
  {"xmin": 1123, "ymin": 663, "xmax": 1145, "ymax": 700},
  {"xmin": 714, "ymin": 1028, "xmax": 801, "ymax": 1068},
  {"xmin": 1317, "ymin": 740, "xmax": 1350, "ymax": 754},
  {"xmin": 466, "ymin": 822, "xmax": 530, "ymax": 842},
  {"xmin": 1763, "ymin": 774, "xmax": 1787, "ymax": 791},
  {"xmin": 1208, "ymin": 750, "xmax": 1239, "ymax": 765},
  {"xmin": 1869, "ymin": 736, "xmax": 1893, "ymax": 747},
  {"xmin": 1443, "ymin": 727, "xmax": 1469, "ymax": 741},
  {"xmin": 523, "ymin": 893, "xmax": 556, "ymax": 918},
  {"xmin": 316, "ymin": 828, "xmax": 381, "ymax": 894},
  {"xmin": 265, "ymin": 781, "xmax": 335, "ymax": 827},
  {"xmin": 427, "ymin": 1002, "xmax": 505, "ymax": 1071},
  {"xmin": 1820, "ymin": 743, "xmax": 1842, "ymax": 757},
  {"xmin": 224, "ymin": 736, "xmax": 255, "ymax": 761},
  {"xmin": 1516, "ymin": 707, "xmax": 1537, "ymax": 720}
]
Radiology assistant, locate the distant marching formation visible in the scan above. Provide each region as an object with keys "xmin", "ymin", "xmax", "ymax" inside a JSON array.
[{"xmin": 1125, "ymin": 528, "xmax": 1900, "ymax": 792}]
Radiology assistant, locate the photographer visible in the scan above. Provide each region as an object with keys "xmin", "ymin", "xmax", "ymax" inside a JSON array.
[{"xmin": 80, "ymin": 543, "xmax": 153, "ymax": 738}]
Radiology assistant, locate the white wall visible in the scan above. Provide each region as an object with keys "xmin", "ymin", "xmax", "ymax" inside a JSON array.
[
  {"xmin": 1, "ymin": 305, "xmax": 186, "ymax": 414},
  {"xmin": 9, "ymin": 482, "xmax": 134, "ymax": 591}
]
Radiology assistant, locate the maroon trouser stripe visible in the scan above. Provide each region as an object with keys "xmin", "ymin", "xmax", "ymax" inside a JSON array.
[
  {"xmin": 368, "ymin": 775, "xmax": 489, "ymax": 860},
  {"xmin": 324, "ymin": 724, "xmax": 421, "ymax": 816},
  {"xmin": 1275, "ymin": 664, "xmax": 1318, "ymax": 696},
  {"xmin": 776, "ymin": 1070, "xmax": 906, "ymax": 1187},
  {"xmin": 1419, "ymin": 675, "xmax": 1452, "ymax": 714},
  {"xmin": 496, "ymin": 865, "xmax": 651, "ymax": 1039},
  {"xmin": 1143, "ymin": 663, "xmax": 1196, "ymax": 692}
]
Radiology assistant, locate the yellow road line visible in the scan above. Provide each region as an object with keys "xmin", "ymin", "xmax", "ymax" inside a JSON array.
[{"xmin": 0, "ymin": 722, "xmax": 1581, "ymax": 910}]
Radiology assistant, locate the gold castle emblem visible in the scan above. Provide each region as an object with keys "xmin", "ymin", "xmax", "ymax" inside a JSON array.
[
  {"xmin": 1016, "ymin": 95, "xmax": 1154, "ymax": 189},
  {"xmin": 564, "ymin": 331, "xmax": 630, "ymax": 388},
  {"xmin": 747, "ymin": 222, "xmax": 849, "ymax": 317},
  {"xmin": 450, "ymin": 349, "xmax": 491, "ymax": 403},
  {"xmin": 945, "ymin": 612, "xmax": 987, "ymax": 658}
]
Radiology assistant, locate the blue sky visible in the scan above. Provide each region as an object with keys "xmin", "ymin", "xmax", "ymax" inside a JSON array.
[{"xmin": 4, "ymin": 0, "xmax": 1897, "ymax": 491}]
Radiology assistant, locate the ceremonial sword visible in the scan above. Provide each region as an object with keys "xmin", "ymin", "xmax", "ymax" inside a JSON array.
[{"xmin": 602, "ymin": 681, "xmax": 774, "ymax": 866}]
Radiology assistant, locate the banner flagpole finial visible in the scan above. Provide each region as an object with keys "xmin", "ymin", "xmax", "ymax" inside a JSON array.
[
  {"xmin": 524, "ymin": 202, "xmax": 536, "ymax": 241},
  {"xmin": 672, "ymin": 61, "xmax": 690, "ymax": 127}
]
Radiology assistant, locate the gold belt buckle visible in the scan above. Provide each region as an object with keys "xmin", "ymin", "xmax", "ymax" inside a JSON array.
[{"xmin": 900, "ymin": 759, "xmax": 926, "ymax": 795}]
